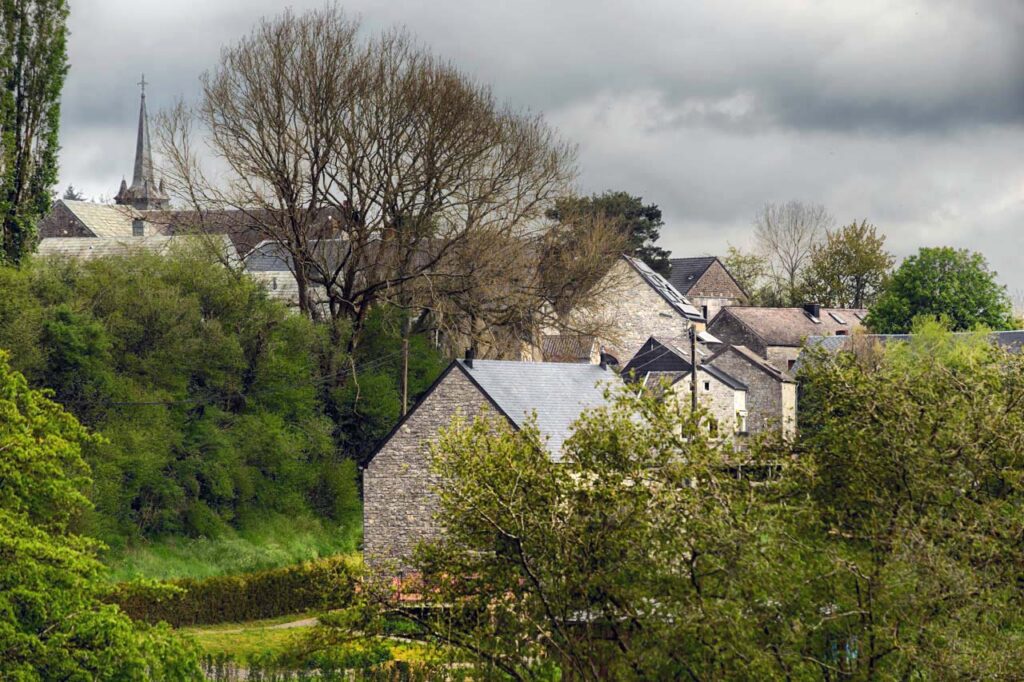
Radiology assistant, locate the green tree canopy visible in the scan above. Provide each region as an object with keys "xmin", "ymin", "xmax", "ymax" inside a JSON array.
[
  {"xmin": 866, "ymin": 246, "xmax": 1015, "ymax": 332},
  {"xmin": 322, "ymin": 327, "xmax": 1024, "ymax": 679},
  {"xmin": 801, "ymin": 220, "xmax": 894, "ymax": 308},
  {"xmin": 0, "ymin": 350, "xmax": 201, "ymax": 679},
  {"xmin": 548, "ymin": 190, "xmax": 671, "ymax": 275},
  {"xmin": 0, "ymin": 0, "xmax": 69, "ymax": 263}
]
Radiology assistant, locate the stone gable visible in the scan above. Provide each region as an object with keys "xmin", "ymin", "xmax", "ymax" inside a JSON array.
[
  {"xmin": 363, "ymin": 366, "xmax": 497, "ymax": 570},
  {"xmin": 689, "ymin": 260, "xmax": 747, "ymax": 302},
  {"xmin": 38, "ymin": 201, "xmax": 94, "ymax": 238},
  {"xmin": 708, "ymin": 348, "xmax": 795, "ymax": 438}
]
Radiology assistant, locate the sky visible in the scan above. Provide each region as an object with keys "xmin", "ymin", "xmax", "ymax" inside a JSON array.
[{"xmin": 61, "ymin": 0, "xmax": 1024, "ymax": 291}]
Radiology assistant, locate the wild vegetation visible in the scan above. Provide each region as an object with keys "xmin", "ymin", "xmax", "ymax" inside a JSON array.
[
  {"xmin": 0, "ymin": 248, "xmax": 445, "ymax": 550},
  {"xmin": 323, "ymin": 324, "xmax": 1024, "ymax": 679}
]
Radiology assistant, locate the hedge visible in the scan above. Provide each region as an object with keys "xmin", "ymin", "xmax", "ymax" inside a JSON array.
[{"xmin": 107, "ymin": 555, "xmax": 356, "ymax": 627}]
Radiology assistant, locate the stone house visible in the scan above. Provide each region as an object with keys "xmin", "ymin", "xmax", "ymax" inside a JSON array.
[
  {"xmin": 705, "ymin": 344, "xmax": 797, "ymax": 439},
  {"xmin": 707, "ymin": 303, "xmax": 868, "ymax": 373},
  {"xmin": 363, "ymin": 357, "xmax": 618, "ymax": 569},
  {"xmin": 667, "ymin": 256, "xmax": 749, "ymax": 323},
  {"xmin": 622, "ymin": 336, "xmax": 749, "ymax": 437},
  {"xmin": 547, "ymin": 254, "xmax": 705, "ymax": 364}
]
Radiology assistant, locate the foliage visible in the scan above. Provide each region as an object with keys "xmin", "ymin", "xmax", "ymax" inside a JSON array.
[
  {"xmin": 866, "ymin": 246, "xmax": 1015, "ymax": 332},
  {"xmin": 331, "ymin": 395, "xmax": 817, "ymax": 679},
  {"xmin": 108, "ymin": 555, "xmax": 357, "ymax": 627},
  {"xmin": 549, "ymin": 190, "xmax": 671, "ymax": 275},
  {"xmin": 325, "ymin": 328, "xmax": 1024, "ymax": 679},
  {"xmin": 723, "ymin": 244, "xmax": 769, "ymax": 304},
  {"xmin": 0, "ymin": 350, "xmax": 202, "ymax": 680},
  {"xmin": 105, "ymin": 513, "xmax": 361, "ymax": 583},
  {"xmin": 0, "ymin": 249, "xmax": 438, "ymax": 545},
  {"xmin": 801, "ymin": 220, "xmax": 894, "ymax": 308},
  {"xmin": 0, "ymin": 0, "xmax": 69, "ymax": 263},
  {"xmin": 793, "ymin": 321, "xmax": 1024, "ymax": 677},
  {"xmin": 62, "ymin": 183, "xmax": 84, "ymax": 200}
]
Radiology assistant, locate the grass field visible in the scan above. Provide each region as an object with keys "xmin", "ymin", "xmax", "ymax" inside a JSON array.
[
  {"xmin": 182, "ymin": 613, "xmax": 431, "ymax": 664},
  {"xmin": 103, "ymin": 512, "xmax": 362, "ymax": 582}
]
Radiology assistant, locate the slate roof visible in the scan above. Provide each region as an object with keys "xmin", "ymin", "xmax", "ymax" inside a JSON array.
[
  {"xmin": 36, "ymin": 234, "xmax": 238, "ymax": 261},
  {"xmin": 712, "ymin": 306, "xmax": 868, "ymax": 347},
  {"xmin": 667, "ymin": 256, "xmax": 717, "ymax": 294},
  {"xmin": 457, "ymin": 359, "xmax": 617, "ymax": 459},
  {"xmin": 60, "ymin": 200, "xmax": 151, "ymax": 238},
  {"xmin": 623, "ymin": 336, "xmax": 746, "ymax": 391},
  {"xmin": 622, "ymin": 255, "xmax": 705, "ymax": 322},
  {"xmin": 540, "ymin": 334, "xmax": 596, "ymax": 363}
]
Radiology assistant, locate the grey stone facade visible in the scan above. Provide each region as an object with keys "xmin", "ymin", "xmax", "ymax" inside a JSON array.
[
  {"xmin": 363, "ymin": 366, "xmax": 495, "ymax": 570},
  {"xmin": 572, "ymin": 259, "xmax": 698, "ymax": 362},
  {"xmin": 707, "ymin": 312, "xmax": 768, "ymax": 358},
  {"xmin": 687, "ymin": 260, "xmax": 749, "ymax": 323},
  {"xmin": 708, "ymin": 345, "xmax": 796, "ymax": 438}
]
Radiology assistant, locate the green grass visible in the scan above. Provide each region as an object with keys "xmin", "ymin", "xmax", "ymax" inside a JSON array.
[
  {"xmin": 102, "ymin": 512, "xmax": 362, "ymax": 582},
  {"xmin": 181, "ymin": 613, "xmax": 432, "ymax": 664}
]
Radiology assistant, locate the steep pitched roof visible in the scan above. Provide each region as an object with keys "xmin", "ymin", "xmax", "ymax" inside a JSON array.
[
  {"xmin": 457, "ymin": 359, "xmax": 617, "ymax": 459},
  {"xmin": 623, "ymin": 336, "xmax": 745, "ymax": 390},
  {"xmin": 708, "ymin": 344, "xmax": 795, "ymax": 384},
  {"xmin": 622, "ymin": 255, "xmax": 704, "ymax": 322},
  {"xmin": 667, "ymin": 256, "xmax": 717, "ymax": 294},
  {"xmin": 59, "ymin": 201, "xmax": 149, "ymax": 238},
  {"xmin": 711, "ymin": 306, "xmax": 868, "ymax": 347},
  {"xmin": 540, "ymin": 334, "xmax": 596, "ymax": 363}
]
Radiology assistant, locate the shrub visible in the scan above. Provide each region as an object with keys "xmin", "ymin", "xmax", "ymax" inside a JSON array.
[{"xmin": 108, "ymin": 556, "xmax": 356, "ymax": 627}]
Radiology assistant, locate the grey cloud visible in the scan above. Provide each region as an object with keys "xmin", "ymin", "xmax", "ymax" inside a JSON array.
[{"xmin": 57, "ymin": 0, "xmax": 1024, "ymax": 290}]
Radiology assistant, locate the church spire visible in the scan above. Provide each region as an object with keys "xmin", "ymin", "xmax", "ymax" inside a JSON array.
[{"xmin": 115, "ymin": 74, "xmax": 168, "ymax": 211}]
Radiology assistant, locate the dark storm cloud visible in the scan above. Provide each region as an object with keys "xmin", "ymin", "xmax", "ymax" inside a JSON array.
[{"xmin": 58, "ymin": 0, "xmax": 1024, "ymax": 291}]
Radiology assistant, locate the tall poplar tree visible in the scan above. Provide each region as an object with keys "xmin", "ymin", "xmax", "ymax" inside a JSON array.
[{"xmin": 0, "ymin": 0, "xmax": 69, "ymax": 264}]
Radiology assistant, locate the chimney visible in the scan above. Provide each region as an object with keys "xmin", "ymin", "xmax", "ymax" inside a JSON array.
[
  {"xmin": 464, "ymin": 347, "xmax": 475, "ymax": 368},
  {"xmin": 803, "ymin": 302, "xmax": 821, "ymax": 319},
  {"xmin": 598, "ymin": 346, "xmax": 617, "ymax": 370},
  {"xmin": 132, "ymin": 218, "xmax": 144, "ymax": 237}
]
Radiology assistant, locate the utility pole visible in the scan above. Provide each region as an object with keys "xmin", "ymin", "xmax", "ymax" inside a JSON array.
[
  {"xmin": 690, "ymin": 325, "xmax": 698, "ymax": 413},
  {"xmin": 401, "ymin": 313, "xmax": 410, "ymax": 416}
]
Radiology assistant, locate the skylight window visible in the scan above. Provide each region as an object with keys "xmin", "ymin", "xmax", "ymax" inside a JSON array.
[{"xmin": 829, "ymin": 312, "xmax": 847, "ymax": 325}]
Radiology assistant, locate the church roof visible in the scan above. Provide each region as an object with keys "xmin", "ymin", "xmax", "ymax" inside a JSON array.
[{"xmin": 60, "ymin": 201, "xmax": 147, "ymax": 238}]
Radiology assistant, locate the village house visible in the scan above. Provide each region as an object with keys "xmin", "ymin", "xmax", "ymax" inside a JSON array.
[
  {"xmin": 707, "ymin": 303, "xmax": 868, "ymax": 373},
  {"xmin": 705, "ymin": 344, "xmax": 797, "ymax": 438},
  {"xmin": 622, "ymin": 335, "xmax": 749, "ymax": 438},
  {"xmin": 539, "ymin": 254, "xmax": 705, "ymax": 364},
  {"xmin": 667, "ymin": 256, "xmax": 748, "ymax": 323},
  {"xmin": 363, "ymin": 356, "xmax": 619, "ymax": 568}
]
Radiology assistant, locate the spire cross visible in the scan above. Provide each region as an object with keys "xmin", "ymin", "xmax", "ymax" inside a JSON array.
[{"xmin": 137, "ymin": 73, "xmax": 147, "ymax": 96}]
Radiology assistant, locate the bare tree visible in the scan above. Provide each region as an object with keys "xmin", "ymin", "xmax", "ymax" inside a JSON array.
[
  {"xmin": 157, "ymin": 7, "xmax": 577, "ymax": 357},
  {"xmin": 753, "ymin": 200, "xmax": 832, "ymax": 305}
]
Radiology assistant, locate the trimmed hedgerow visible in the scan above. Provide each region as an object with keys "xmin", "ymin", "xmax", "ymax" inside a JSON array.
[{"xmin": 108, "ymin": 555, "xmax": 355, "ymax": 627}]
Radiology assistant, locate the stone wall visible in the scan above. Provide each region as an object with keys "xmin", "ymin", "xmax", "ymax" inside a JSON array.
[
  {"xmin": 708, "ymin": 349, "xmax": 792, "ymax": 436},
  {"xmin": 363, "ymin": 366, "xmax": 494, "ymax": 570},
  {"xmin": 572, "ymin": 259, "xmax": 695, "ymax": 362},
  {"xmin": 666, "ymin": 368, "xmax": 745, "ymax": 438},
  {"xmin": 688, "ymin": 261, "xmax": 748, "ymax": 322},
  {"xmin": 707, "ymin": 312, "xmax": 767, "ymax": 358},
  {"xmin": 766, "ymin": 345, "xmax": 802, "ymax": 374},
  {"xmin": 38, "ymin": 202, "xmax": 93, "ymax": 238}
]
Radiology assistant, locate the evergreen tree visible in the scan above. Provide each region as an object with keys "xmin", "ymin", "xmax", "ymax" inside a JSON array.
[
  {"xmin": 549, "ymin": 191, "xmax": 671, "ymax": 275},
  {"xmin": 0, "ymin": 0, "xmax": 69, "ymax": 263}
]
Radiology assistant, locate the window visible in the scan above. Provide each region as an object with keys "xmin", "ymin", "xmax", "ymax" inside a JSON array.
[
  {"xmin": 737, "ymin": 410, "xmax": 748, "ymax": 434},
  {"xmin": 132, "ymin": 219, "xmax": 144, "ymax": 236},
  {"xmin": 788, "ymin": 359, "xmax": 797, "ymax": 371},
  {"xmin": 703, "ymin": 381, "xmax": 711, "ymax": 391},
  {"xmin": 271, "ymin": 277, "xmax": 278, "ymax": 291},
  {"xmin": 836, "ymin": 330, "xmax": 848, "ymax": 336},
  {"xmin": 701, "ymin": 305, "xmax": 709, "ymax": 320},
  {"xmin": 829, "ymin": 311, "xmax": 847, "ymax": 325}
]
